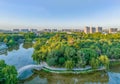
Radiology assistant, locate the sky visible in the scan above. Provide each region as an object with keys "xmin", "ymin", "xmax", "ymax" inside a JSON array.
[{"xmin": 0, "ymin": 0, "xmax": 120, "ymax": 29}]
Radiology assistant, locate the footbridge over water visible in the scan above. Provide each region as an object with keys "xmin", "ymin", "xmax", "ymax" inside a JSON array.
[{"xmin": 17, "ymin": 64, "xmax": 44, "ymax": 78}]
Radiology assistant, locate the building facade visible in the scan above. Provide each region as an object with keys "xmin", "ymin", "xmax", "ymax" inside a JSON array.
[
  {"xmin": 30, "ymin": 29, "xmax": 38, "ymax": 33},
  {"xmin": 109, "ymin": 28, "xmax": 118, "ymax": 33},
  {"xmin": 21, "ymin": 29, "xmax": 29, "ymax": 33},
  {"xmin": 96, "ymin": 27, "xmax": 102, "ymax": 33},
  {"xmin": 90, "ymin": 27, "xmax": 96, "ymax": 33},
  {"xmin": 13, "ymin": 29, "xmax": 20, "ymax": 33},
  {"xmin": 84, "ymin": 26, "xmax": 90, "ymax": 34}
]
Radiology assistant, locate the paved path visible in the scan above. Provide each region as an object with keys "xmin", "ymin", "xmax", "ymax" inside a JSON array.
[
  {"xmin": 41, "ymin": 62, "xmax": 105, "ymax": 71},
  {"xmin": 17, "ymin": 64, "xmax": 44, "ymax": 77}
]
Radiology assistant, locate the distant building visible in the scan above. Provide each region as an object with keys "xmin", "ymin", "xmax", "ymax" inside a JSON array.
[
  {"xmin": 73, "ymin": 29, "xmax": 83, "ymax": 32},
  {"xmin": 84, "ymin": 26, "xmax": 90, "ymax": 34},
  {"xmin": 21, "ymin": 29, "xmax": 29, "ymax": 33},
  {"xmin": 109, "ymin": 28, "xmax": 118, "ymax": 33},
  {"xmin": 51, "ymin": 29, "xmax": 58, "ymax": 32},
  {"xmin": 90, "ymin": 27, "xmax": 96, "ymax": 33},
  {"xmin": 43, "ymin": 29, "xmax": 51, "ymax": 32},
  {"xmin": 0, "ymin": 29, "xmax": 12, "ymax": 33},
  {"xmin": 62, "ymin": 29, "xmax": 72, "ymax": 32},
  {"xmin": 13, "ymin": 29, "xmax": 20, "ymax": 33},
  {"xmin": 96, "ymin": 27, "xmax": 102, "ymax": 33},
  {"xmin": 30, "ymin": 29, "xmax": 37, "ymax": 33}
]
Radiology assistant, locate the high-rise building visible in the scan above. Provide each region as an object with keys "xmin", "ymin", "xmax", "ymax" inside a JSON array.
[
  {"xmin": 109, "ymin": 28, "xmax": 118, "ymax": 33},
  {"xmin": 96, "ymin": 27, "xmax": 102, "ymax": 33},
  {"xmin": 84, "ymin": 26, "xmax": 90, "ymax": 34},
  {"xmin": 90, "ymin": 27, "xmax": 96, "ymax": 33}
]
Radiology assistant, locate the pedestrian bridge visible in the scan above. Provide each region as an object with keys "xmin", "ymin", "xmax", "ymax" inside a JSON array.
[{"xmin": 17, "ymin": 64, "xmax": 44, "ymax": 78}]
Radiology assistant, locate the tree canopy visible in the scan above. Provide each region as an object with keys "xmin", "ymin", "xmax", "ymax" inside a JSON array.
[
  {"xmin": 0, "ymin": 60, "xmax": 18, "ymax": 84},
  {"xmin": 32, "ymin": 32, "xmax": 120, "ymax": 69}
]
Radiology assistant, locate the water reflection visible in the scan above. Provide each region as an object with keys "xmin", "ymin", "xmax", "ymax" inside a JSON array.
[
  {"xmin": 22, "ymin": 70, "xmax": 108, "ymax": 84},
  {"xmin": 8, "ymin": 44, "xmax": 19, "ymax": 51},
  {"xmin": 0, "ymin": 49, "xmax": 8, "ymax": 55},
  {"xmin": 0, "ymin": 43, "xmax": 35, "ymax": 70}
]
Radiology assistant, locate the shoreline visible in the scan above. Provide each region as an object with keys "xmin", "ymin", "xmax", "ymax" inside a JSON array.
[
  {"xmin": 42, "ymin": 67, "xmax": 106, "ymax": 74},
  {"xmin": 39, "ymin": 62, "xmax": 106, "ymax": 74}
]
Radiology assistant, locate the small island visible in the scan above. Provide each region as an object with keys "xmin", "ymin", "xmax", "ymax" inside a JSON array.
[
  {"xmin": 1, "ymin": 32, "xmax": 120, "ymax": 83},
  {"xmin": 32, "ymin": 32, "xmax": 120, "ymax": 73}
]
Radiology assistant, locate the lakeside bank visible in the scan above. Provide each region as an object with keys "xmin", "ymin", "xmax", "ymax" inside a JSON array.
[{"xmin": 38, "ymin": 62, "xmax": 106, "ymax": 74}]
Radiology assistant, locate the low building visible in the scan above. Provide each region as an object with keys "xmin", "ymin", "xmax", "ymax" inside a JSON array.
[
  {"xmin": 73, "ymin": 29, "xmax": 83, "ymax": 32},
  {"xmin": 21, "ymin": 29, "xmax": 29, "ymax": 33},
  {"xmin": 51, "ymin": 29, "xmax": 58, "ymax": 32},
  {"xmin": 43, "ymin": 29, "xmax": 52, "ymax": 32},
  {"xmin": 109, "ymin": 28, "xmax": 118, "ymax": 33},
  {"xmin": 13, "ymin": 29, "xmax": 20, "ymax": 33},
  {"xmin": 62, "ymin": 29, "xmax": 72, "ymax": 32},
  {"xmin": 30, "ymin": 29, "xmax": 38, "ymax": 33}
]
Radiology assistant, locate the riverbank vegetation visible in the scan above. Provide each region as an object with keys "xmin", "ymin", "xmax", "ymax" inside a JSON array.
[
  {"xmin": 0, "ymin": 60, "xmax": 18, "ymax": 84},
  {"xmin": 0, "ymin": 32, "xmax": 37, "ymax": 47},
  {"xmin": 32, "ymin": 32, "xmax": 120, "ymax": 69}
]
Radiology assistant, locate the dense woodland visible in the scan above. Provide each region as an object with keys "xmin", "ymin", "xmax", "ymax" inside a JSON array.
[
  {"xmin": 0, "ymin": 32, "xmax": 120, "ymax": 83},
  {"xmin": 33, "ymin": 32, "xmax": 120, "ymax": 69},
  {"xmin": 0, "ymin": 32, "xmax": 36, "ymax": 47},
  {"xmin": 0, "ymin": 60, "xmax": 18, "ymax": 84}
]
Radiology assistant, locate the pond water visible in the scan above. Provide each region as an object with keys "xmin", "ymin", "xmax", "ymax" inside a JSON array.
[
  {"xmin": 0, "ymin": 43, "xmax": 120, "ymax": 84},
  {"xmin": 0, "ymin": 43, "xmax": 35, "ymax": 70}
]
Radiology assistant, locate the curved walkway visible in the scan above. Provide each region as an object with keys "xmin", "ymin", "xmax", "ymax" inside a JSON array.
[
  {"xmin": 17, "ymin": 62, "xmax": 106, "ymax": 78},
  {"xmin": 41, "ymin": 62, "xmax": 105, "ymax": 73},
  {"xmin": 18, "ymin": 64, "xmax": 44, "ymax": 77}
]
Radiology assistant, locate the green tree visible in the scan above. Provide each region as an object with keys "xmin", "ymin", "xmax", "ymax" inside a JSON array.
[
  {"xmin": 46, "ymin": 57, "xmax": 57, "ymax": 66},
  {"xmin": 90, "ymin": 58, "xmax": 100, "ymax": 69},
  {"xmin": 58, "ymin": 57, "xmax": 65, "ymax": 65},
  {"xmin": 0, "ymin": 60, "xmax": 18, "ymax": 84},
  {"xmin": 64, "ymin": 47, "xmax": 76, "ymax": 60},
  {"xmin": 3, "ymin": 38, "xmax": 8, "ymax": 43},
  {"xmin": 99, "ymin": 55, "xmax": 109, "ymax": 69},
  {"xmin": 8, "ymin": 39, "xmax": 16, "ymax": 46},
  {"xmin": 65, "ymin": 60, "xmax": 74, "ymax": 69}
]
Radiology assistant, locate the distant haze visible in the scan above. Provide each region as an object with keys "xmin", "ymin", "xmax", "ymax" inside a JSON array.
[{"xmin": 0, "ymin": 0, "xmax": 120, "ymax": 29}]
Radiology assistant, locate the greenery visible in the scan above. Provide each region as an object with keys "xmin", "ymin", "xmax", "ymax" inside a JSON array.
[
  {"xmin": 0, "ymin": 32, "xmax": 37, "ymax": 47},
  {"xmin": 32, "ymin": 32, "xmax": 118, "ymax": 69},
  {"xmin": 0, "ymin": 60, "xmax": 18, "ymax": 84}
]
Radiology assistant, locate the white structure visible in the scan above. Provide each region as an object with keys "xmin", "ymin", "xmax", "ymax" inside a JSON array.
[
  {"xmin": 96, "ymin": 27, "xmax": 102, "ymax": 33},
  {"xmin": 84, "ymin": 26, "xmax": 90, "ymax": 34},
  {"xmin": 90, "ymin": 27, "xmax": 96, "ymax": 33}
]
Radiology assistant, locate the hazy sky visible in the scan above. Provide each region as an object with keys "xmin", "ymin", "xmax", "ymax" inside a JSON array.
[{"xmin": 0, "ymin": 0, "xmax": 120, "ymax": 29}]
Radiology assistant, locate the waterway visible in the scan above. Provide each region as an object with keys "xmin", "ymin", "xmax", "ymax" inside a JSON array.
[{"xmin": 0, "ymin": 43, "xmax": 120, "ymax": 84}]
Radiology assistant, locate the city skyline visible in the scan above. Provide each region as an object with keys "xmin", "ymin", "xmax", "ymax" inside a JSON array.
[{"xmin": 0, "ymin": 0, "xmax": 120, "ymax": 29}]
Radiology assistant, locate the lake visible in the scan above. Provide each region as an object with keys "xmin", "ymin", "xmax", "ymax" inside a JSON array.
[{"xmin": 0, "ymin": 43, "xmax": 120, "ymax": 84}]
